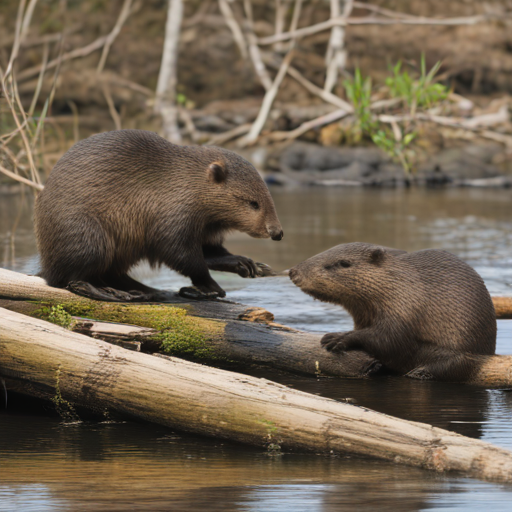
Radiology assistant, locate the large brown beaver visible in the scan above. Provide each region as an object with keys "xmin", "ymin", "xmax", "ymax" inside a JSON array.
[
  {"xmin": 35, "ymin": 129, "xmax": 283, "ymax": 301},
  {"xmin": 289, "ymin": 243, "xmax": 496, "ymax": 382}
]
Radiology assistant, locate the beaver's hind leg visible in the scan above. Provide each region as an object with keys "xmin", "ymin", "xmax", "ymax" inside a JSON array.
[{"xmin": 406, "ymin": 351, "xmax": 482, "ymax": 382}]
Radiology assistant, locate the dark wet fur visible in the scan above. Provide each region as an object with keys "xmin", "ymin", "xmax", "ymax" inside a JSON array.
[
  {"xmin": 289, "ymin": 243, "xmax": 496, "ymax": 382},
  {"xmin": 35, "ymin": 130, "xmax": 283, "ymax": 299}
]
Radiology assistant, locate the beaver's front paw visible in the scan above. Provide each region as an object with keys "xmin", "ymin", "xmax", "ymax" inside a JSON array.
[
  {"xmin": 321, "ymin": 332, "xmax": 351, "ymax": 353},
  {"xmin": 179, "ymin": 285, "xmax": 225, "ymax": 300}
]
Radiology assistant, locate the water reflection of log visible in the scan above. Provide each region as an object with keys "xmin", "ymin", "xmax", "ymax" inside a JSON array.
[
  {"xmin": 2, "ymin": 305, "xmax": 512, "ymax": 485},
  {"xmin": 0, "ymin": 268, "xmax": 511, "ymax": 388},
  {"xmin": 0, "ymin": 415, "xmax": 473, "ymax": 512}
]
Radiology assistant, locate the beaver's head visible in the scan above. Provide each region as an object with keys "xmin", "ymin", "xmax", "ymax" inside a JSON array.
[
  {"xmin": 203, "ymin": 149, "xmax": 283, "ymax": 241},
  {"xmin": 289, "ymin": 243, "xmax": 405, "ymax": 307}
]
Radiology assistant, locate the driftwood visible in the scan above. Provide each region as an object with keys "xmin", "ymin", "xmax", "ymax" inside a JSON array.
[
  {"xmin": 0, "ymin": 268, "xmax": 511, "ymax": 387},
  {"xmin": 2, "ymin": 305, "xmax": 512, "ymax": 484}
]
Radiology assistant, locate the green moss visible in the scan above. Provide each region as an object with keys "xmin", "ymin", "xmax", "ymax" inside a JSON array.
[
  {"xmin": 52, "ymin": 366, "xmax": 80, "ymax": 423},
  {"xmin": 34, "ymin": 302, "xmax": 224, "ymax": 361},
  {"xmin": 46, "ymin": 305, "xmax": 74, "ymax": 329}
]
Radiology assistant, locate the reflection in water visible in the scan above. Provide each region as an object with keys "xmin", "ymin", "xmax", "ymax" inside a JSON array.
[
  {"xmin": 1, "ymin": 187, "xmax": 512, "ymax": 510},
  {"xmin": 1, "ymin": 412, "xmax": 512, "ymax": 512}
]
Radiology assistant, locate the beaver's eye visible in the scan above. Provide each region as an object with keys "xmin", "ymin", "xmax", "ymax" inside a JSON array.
[
  {"xmin": 249, "ymin": 201, "xmax": 260, "ymax": 210},
  {"xmin": 338, "ymin": 260, "xmax": 351, "ymax": 268}
]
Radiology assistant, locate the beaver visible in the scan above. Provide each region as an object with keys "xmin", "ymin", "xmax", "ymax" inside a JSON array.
[
  {"xmin": 35, "ymin": 129, "xmax": 283, "ymax": 301},
  {"xmin": 289, "ymin": 242, "xmax": 496, "ymax": 382}
]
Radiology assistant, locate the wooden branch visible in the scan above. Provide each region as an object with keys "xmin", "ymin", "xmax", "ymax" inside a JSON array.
[
  {"xmin": 0, "ymin": 163, "xmax": 44, "ymax": 191},
  {"xmin": 2, "ymin": 306, "xmax": 512, "ymax": 484},
  {"xmin": 239, "ymin": 49, "xmax": 296, "ymax": 146},
  {"xmin": 243, "ymin": 0, "xmax": 273, "ymax": 91},
  {"xmin": 102, "ymin": 83, "xmax": 122, "ymax": 130},
  {"xmin": 285, "ymin": 65, "xmax": 354, "ymax": 111},
  {"xmin": 205, "ymin": 123, "xmax": 251, "ymax": 145},
  {"xmin": 0, "ymin": 268, "xmax": 511, "ymax": 388},
  {"xmin": 155, "ymin": 0, "xmax": 184, "ymax": 143},
  {"xmin": 269, "ymin": 108, "xmax": 350, "ymax": 141},
  {"xmin": 324, "ymin": 0, "xmax": 353, "ymax": 93},
  {"xmin": 257, "ymin": 14, "xmax": 493, "ymax": 45},
  {"xmin": 96, "ymin": 0, "xmax": 133, "ymax": 74},
  {"xmin": 218, "ymin": 0, "xmax": 248, "ymax": 59}
]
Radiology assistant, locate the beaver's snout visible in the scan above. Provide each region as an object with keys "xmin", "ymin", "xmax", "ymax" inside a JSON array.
[{"xmin": 271, "ymin": 229, "xmax": 284, "ymax": 241}]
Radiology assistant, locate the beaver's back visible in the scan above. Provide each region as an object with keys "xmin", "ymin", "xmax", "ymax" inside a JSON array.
[{"xmin": 397, "ymin": 249, "xmax": 496, "ymax": 354}]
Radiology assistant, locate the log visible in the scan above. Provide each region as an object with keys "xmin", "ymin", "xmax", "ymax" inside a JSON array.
[
  {"xmin": 0, "ymin": 268, "xmax": 511, "ymax": 387},
  {"xmin": 1, "ymin": 306, "xmax": 512, "ymax": 484}
]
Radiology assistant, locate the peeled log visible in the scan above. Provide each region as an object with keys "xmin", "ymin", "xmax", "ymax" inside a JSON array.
[
  {"xmin": 0, "ymin": 268, "xmax": 511, "ymax": 387},
  {"xmin": 1, "ymin": 306, "xmax": 512, "ymax": 484}
]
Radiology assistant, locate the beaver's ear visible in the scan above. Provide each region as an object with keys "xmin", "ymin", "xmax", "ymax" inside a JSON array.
[
  {"xmin": 208, "ymin": 162, "xmax": 227, "ymax": 184},
  {"xmin": 369, "ymin": 247, "xmax": 386, "ymax": 264}
]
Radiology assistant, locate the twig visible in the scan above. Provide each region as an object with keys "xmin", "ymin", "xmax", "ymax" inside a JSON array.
[
  {"xmin": 324, "ymin": 0, "xmax": 353, "ymax": 93},
  {"xmin": 243, "ymin": 0, "xmax": 272, "ymax": 91},
  {"xmin": 96, "ymin": 0, "xmax": 133, "ymax": 74},
  {"xmin": 205, "ymin": 123, "xmax": 252, "ymax": 145},
  {"xmin": 351, "ymin": 1, "xmax": 418, "ymax": 20},
  {"xmin": 281, "ymin": 64, "xmax": 353, "ymax": 111},
  {"xmin": 239, "ymin": 49, "xmax": 296, "ymax": 146},
  {"xmin": 218, "ymin": 0, "xmax": 248, "ymax": 59},
  {"xmin": 4, "ymin": 0, "xmax": 26, "ymax": 80},
  {"xmin": 28, "ymin": 42, "xmax": 49, "ymax": 117},
  {"xmin": 273, "ymin": 0, "xmax": 288, "ymax": 52},
  {"xmin": 20, "ymin": 0, "xmax": 40, "ymax": 40},
  {"xmin": 257, "ymin": 14, "xmax": 493, "ymax": 45},
  {"xmin": 102, "ymin": 83, "xmax": 122, "ymax": 130},
  {"xmin": 269, "ymin": 108, "xmax": 350, "ymax": 141},
  {"xmin": 17, "ymin": 0, "xmax": 137, "ymax": 84},
  {"xmin": 0, "ymin": 164, "xmax": 44, "ymax": 191},
  {"xmin": 18, "ymin": 35, "xmax": 109, "ymax": 81}
]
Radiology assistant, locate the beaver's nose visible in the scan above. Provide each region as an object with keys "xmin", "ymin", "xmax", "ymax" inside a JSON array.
[{"xmin": 270, "ymin": 229, "xmax": 283, "ymax": 241}]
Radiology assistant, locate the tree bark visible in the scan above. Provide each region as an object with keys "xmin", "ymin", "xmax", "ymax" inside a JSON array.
[
  {"xmin": 2, "ymin": 306, "xmax": 512, "ymax": 484},
  {"xmin": 0, "ymin": 268, "xmax": 511, "ymax": 387}
]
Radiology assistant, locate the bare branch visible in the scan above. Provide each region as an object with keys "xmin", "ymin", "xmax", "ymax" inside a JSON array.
[
  {"xmin": 218, "ymin": 0, "xmax": 248, "ymax": 59},
  {"xmin": 0, "ymin": 164, "xmax": 44, "ymax": 191},
  {"xmin": 257, "ymin": 14, "xmax": 493, "ymax": 45},
  {"xmin": 239, "ymin": 49, "xmax": 295, "ymax": 146},
  {"xmin": 324, "ymin": 0, "xmax": 353, "ymax": 92},
  {"xmin": 269, "ymin": 108, "xmax": 350, "ymax": 141},
  {"xmin": 243, "ymin": 0, "xmax": 272, "ymax": 91},
  {"xmin": 96, "ymin": 0, "xmax": 133, "ymax": 74},
  {"xmin": 102, "ymin": 83, "xmax": 122, "ymax": 130}
]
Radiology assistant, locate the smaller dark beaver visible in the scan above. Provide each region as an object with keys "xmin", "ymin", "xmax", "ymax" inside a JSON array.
[{"xmin": 289, "ymin": 243, "xmax": 497, "ymax": 382}]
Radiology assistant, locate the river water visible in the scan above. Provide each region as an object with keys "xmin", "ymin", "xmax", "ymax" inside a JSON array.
[{"xmin": 1, "ymin": 186, "xmax": 512, "ymax": 511}]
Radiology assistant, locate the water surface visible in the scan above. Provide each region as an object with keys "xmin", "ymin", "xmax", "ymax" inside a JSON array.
[{"xmin": 1, "ymin": 187, "xmax": 512, "ymax": 510}]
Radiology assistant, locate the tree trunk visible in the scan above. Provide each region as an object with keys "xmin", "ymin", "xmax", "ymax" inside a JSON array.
[
  {"xmin": 155, "ymin": 0, "xmax": 183, "ymax": 142},
  {"xmin": 2, "ymin": 306, "xmax": 512, "ymax": 484},
  {"xmin": 0, "ymin": 268, "xmax": 511, "ymax": 387}
]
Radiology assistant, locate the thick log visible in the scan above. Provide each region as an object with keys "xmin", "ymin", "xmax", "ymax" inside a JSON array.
[
  {"xmin": 493, "ymin": 297, "xmax": 512, "ymax": 319},
  {"xmin": 0, "ymin": 268, "xmax": 511, "ymax": 387},
  {"xmin": 1, "ymin": 306, "xmax": 512, "ymax": 484}
]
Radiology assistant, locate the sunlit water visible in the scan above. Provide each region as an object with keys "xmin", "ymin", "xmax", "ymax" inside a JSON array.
[{"xmin": 2, "ymin": 186, "xmax": 512, "ymax": 510}]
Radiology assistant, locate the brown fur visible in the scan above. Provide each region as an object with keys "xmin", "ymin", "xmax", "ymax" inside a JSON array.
[
  {"xmin": 35, "ymin": 129, "xmax": 283, "ymax": 299},
  {"xmin": 289, "ymin": 243, "xmax": 496, "ymax": 382}
]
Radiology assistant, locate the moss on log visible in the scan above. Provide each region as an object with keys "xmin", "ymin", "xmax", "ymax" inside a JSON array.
[{"xmin": 0, "ymin": 268, "xmax": 511, "ymax": 387}]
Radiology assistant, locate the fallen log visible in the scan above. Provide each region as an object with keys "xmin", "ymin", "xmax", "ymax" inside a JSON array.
[
  {"xmin": 0, "ymin": 268, "xmax": 511, "ymax": 387},
  {"xmin": 1, "ymin": 306, "xmax": 512, "ymax": 484}
]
